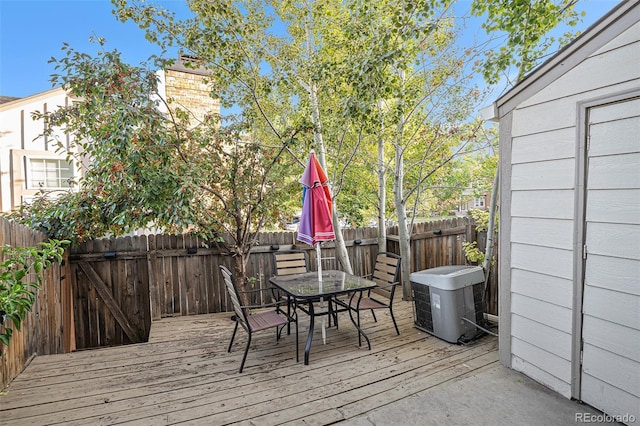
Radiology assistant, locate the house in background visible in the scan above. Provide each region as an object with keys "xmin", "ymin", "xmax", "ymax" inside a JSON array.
[
  {"xmin": 0, "ymin": 55, "xmax": 219, "ymax": 213},
  {"xmin": 490, "ymin": 0, "xmax": 639, "ymax": 423},
  {"xmin": 0, "ymin": 87, "xmax": 76, "ymax": 212},
  {"xmin": 454, "ymin": 189, "xmax": 489, "ymax": 217}
]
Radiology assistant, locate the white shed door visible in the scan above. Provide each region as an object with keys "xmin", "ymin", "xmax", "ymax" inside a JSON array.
[{"xmin": 581, "ymin": 98, "xmax": 640, "ymax": 423}]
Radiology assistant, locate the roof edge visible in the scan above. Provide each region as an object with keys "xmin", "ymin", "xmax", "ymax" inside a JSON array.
[{"xmin": 0, "ymin": 87, "xmax": 68, "ymax": 111}]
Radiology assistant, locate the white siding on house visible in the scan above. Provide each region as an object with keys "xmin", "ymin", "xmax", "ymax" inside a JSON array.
[
  {"xmin": 511, "ymin": 269, "xmax": 573, "ymax": 309},
  {"xmin": 511, "ymin": 127, "xmax": 575, "ymax": 164},
  {"xmin": 588, "ymin": 153, "xmax": 640, "ymax": 190},
  {"xmin": 511, "ymin": 315, "xmax": 572, "ymax": 360},
  {"xmin": 511, "ymin": 159, "xmax": 575, "ymax": 190},
  {"xmin": 586, "ymin": 189, "xmax": 640, "ymax": 224},
  {"xmin": 511, "ymin": 313, "xmax": 574, "ymax": 398},
  {"xmin": 499, "ymin": 5, "xmax": 640, "ymax": 419},
  {"xmin": 592, "ymin": 20, "xmax": 640, "ymax": 55},
  {"xmin": 512, "ymin": 354, "xmax": 572, "ymax": 398},
  {"xmin": 511, "ymin": 244, "xmax": 573, "ymax": 280},
  {"xmin": 581, "ymin": 315, "xmax": 640, "ymax": 363},
  {"xmin": 511, "ymin": 293, "xmax": 572, "ymax": 333},
  {"xmin": 511, "ymin": 217, "xmax": 573, "ymax": 249},
  {"xmin": 589, "ymin": 110, "xmax": 640, "ymax": 156},
  {"xmin": 512, "ymin": 338, "xmax": 572, "ymax": 383},
  {"xmin": 583, "ymin": 286, "xmax": 640, "ymax": 330},
  {"xmin": 511, "ymin": 78, "xmax": 640, "ymax": 137},
  {"xmin": 586, "ymin": 222, "xmax": 640, "ymax": 259},
  {"xmin": 505, "ymin": 16, "xmax": 640, "ymax": 402},
  {"xmin": 585, "ymin": 254, "xmax": 640, "ymax": 296},
  {"xmin": 589, "ymin": 96, "xmax": 640, "ymax": 124},
  {"xmin": 581, "ymin": 374, "xmax": 639, "ymax": 422},
  {"xmin": 582, "ymin": 343, "xmax": 640, "ymax": 400},
  {"xmin": 519, "ymin": 23, "xmax": 640, "ymax": 108},
  {"xmin": 510, "ymin": 190, "xmax": 574, "ymax": 219}
]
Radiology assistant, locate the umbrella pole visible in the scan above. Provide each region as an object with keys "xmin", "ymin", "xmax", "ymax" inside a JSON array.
[{"xmin": 316, "ymin": 244, "xmax": 326, "ymax": 344}]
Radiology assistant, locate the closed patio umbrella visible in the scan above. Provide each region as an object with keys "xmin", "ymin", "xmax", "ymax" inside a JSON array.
[{"xmin": 297, "ymin": 150, "xmax": 335, "ymax": 343}]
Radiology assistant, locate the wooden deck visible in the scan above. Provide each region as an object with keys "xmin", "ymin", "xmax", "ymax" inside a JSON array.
[{"xmin": 0, "ymin": 300, "xmax": 498, "ymax": 425}]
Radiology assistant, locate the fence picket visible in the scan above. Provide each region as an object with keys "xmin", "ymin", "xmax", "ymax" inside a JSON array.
[{"xmin": 0, "ymin": 217, "xmax": 72, "ymax": 389}]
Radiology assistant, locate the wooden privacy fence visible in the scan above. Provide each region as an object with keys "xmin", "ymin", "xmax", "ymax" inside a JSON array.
[
  {"xmin": 0, "ymin": 217, "xmax": 74, "ymax": 389},
  {"xmin": 69, "ymin": 217, "xmax": 497, "ymax": 350}
]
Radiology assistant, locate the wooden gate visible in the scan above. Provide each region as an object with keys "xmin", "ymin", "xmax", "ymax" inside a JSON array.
[{"xmin": 70, "ymin": 236, "xmax": 151, "ymax": 349}]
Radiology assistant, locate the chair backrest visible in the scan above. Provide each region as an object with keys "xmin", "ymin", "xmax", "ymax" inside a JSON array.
[
  {"xmin": 274, "ymin": 250, "xmax": 309, "ymax": 276},
  {"xmin": 219, "ymin": 265, "xmax": 249, "ymax": 331},
  {"xmin": 370, "ymin": 252, "xmax": 401, "ymax": 300}
]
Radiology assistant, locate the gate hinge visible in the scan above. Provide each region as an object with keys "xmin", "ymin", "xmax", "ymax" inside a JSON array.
[{"xmin": 583, "ymin": 244, "xmax": 588, "ymax": 260}]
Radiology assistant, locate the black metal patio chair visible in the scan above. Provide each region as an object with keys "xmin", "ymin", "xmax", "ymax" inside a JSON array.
[
  {"xmin": 220, "ymin": 265, "xmax": 298, "ymax": 373},
  {"xmin": 273, "ymin": 250, "xmax": 338, "ymax": 330},
  {"xmin": 348, "ymin": 252, "xmax": 402, "ymax": 345}
]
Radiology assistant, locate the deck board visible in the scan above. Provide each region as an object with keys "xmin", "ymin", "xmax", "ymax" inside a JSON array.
[{"xmin": 0, "ymin": 300, "xmax": 498, "ymax": 425}]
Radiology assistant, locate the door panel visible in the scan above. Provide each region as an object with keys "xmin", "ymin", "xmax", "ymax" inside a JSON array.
[{"xmin": 581, "ymin": 99, "xmax": 640, "ymax": 422}]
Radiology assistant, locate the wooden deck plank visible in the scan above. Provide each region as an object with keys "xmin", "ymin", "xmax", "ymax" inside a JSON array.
[
  {"xmin": 0, "ymin": 301, "xmax": 498, "ymax": 426},
  {"xmin": 1, "ymin": 316, "xmax": 421, "ymax": 416},
  {"xmin": 51, "ymin": 336, "xmax": 464, "ymax": 425},
  {"xmin": 8, "ymin": 309, "xmax": 414, "ymax": 390}
]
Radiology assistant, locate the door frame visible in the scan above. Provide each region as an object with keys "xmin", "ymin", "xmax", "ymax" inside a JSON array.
[{"xmin": 571, "ymin": 89, "xmax": 640, "ymax": 400}]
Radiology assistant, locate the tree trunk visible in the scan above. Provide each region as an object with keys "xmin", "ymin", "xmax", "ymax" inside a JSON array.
[
  {"xmin": 393, "ymin": 70, "xmax": 412, "ymax": 300},
  {"xmin": 377, "ymin": 119, "xmax": 387, "ymax": 253},
  {"xmin": 394, "ymin": 133, "xmax": 412, "ymax": 301},
  {"xmin": 483, "ymin": 168, "xmax": 499, "ymax": 285},
  {"xmin": 232, "ymin": 250, "xmax": 250, "ymax": 305}
]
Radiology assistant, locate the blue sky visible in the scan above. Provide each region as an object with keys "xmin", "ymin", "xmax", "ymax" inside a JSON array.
[{"xmin": 0, "ymin": 0, "xmax": 622, "ymax": 99}]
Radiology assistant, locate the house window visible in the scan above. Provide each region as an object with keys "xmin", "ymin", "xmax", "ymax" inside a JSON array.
[
  {"xmin": 474, "ymin": 197, "xmax": 485, "ymax": 208},
  {"xmin": 28, "ymin": 158, "xmax": 74, "ymax": 189}
]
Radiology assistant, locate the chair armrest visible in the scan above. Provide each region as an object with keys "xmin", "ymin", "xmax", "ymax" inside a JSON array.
[
  {"xmin": 237, "ymin": 288, "xmax": 276, "ymax": 295},
  {"xmin": 238, "ymin": 288, "xmax": 289, "ymax": 306},
  {"xmin": 375, "ymin": 281, "xmax": 399, "ymax": 290},
  {"xmin": 241, "ymin": 300, "xmax": 286, "ymax": 310}
]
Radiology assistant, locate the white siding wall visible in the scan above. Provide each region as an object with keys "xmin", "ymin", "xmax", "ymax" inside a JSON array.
[
  {"xmin": 507, "ymin": 21, "xmax": 640, "ymax": 398},
  {"xmin": 0, "ymin": 88, "xmax": 75, "ymax": 211}
]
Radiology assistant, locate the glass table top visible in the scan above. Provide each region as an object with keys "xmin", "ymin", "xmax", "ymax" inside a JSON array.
[{"xmin": 269, "ymin": 270, "xmax": 376, "ymax": 298}]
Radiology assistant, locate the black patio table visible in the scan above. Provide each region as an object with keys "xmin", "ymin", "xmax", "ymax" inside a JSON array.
[{"xmin": 269, "ymin": 270, "xmax": 377, "ymax": 365}]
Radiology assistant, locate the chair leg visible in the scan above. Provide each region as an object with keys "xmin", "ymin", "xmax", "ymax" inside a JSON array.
[
  {"xmin": 357, "ymin": 309, "xmax": 362, "ymax": 347},
  {"xmin": 371, "ymin": 309, "xmax": 377, "ymax": 323},
  {"xmin": 287, "ymin": 297, "xmax": 292, "ymax": 335},
  {"xmin": 228, "ymin": 321, "xmax": 239, "ymax": 352},
  {"xmin": 328, "ymin": 299, "xmax": 337, "ymax": 328},
  {"xmin": 295, "ymin": 312, "xmax": 299, "ymax": 363},
  {"xmin": 389, "ymin": 306, "xmax": 400, "ymax": 335},
  {"xmin": 239, "ymin": 332, "xmax": 252, "ymax": 373}
]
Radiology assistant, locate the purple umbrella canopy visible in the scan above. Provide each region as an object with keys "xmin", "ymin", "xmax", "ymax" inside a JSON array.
[
  {"xmin": 296, "ymin": 151, "xmax": 335, "ymax": 344},
  {"xmin": 297, "ymin": 151, "xmax": 335, "ymax": 246}
]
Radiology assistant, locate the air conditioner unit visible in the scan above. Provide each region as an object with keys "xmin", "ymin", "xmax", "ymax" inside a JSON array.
[{"xmin": 410, "ymin": 265, "xmax": 485, "ymax": 344}]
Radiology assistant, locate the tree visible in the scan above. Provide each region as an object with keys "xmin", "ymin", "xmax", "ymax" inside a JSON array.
[
  {"xmin": 331, "ymin": 1, "xmax": 490, "ymax": 298},
  {"xmin": 471, "ymin": 0, "xmax": 585, "ymax": 84},
  {"xmin": 10, "ymin": 44, "xmax": 298, "ymax": 293}
]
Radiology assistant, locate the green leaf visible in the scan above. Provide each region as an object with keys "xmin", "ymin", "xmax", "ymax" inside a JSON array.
[{"xmin": 0, "ymin": 332, "xmax": 11, "ymax": 346}]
